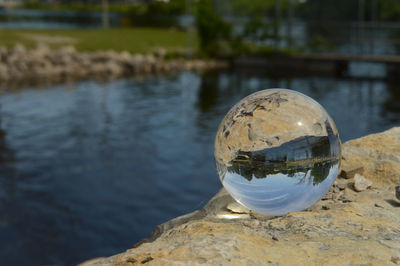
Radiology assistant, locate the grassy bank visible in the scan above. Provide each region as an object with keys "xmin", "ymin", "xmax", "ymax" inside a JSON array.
[
  {"xmin": 20, "ymin": 2, "xmax": 186, "ymax": 14},
  {"xmin": 0, "ymin": 28, "xmax": 196, "ymax": 54}
]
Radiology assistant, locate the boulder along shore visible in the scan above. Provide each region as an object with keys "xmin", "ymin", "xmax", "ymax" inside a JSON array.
[
  {"xmin": 82, "ymin": 127, "xmax": 400, "ymax": 265},
  {"xmin": 0, "ymin": 44, "xmax": 228, "ymax": 83}
]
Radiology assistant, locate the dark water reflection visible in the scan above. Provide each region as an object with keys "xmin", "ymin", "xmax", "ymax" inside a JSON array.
[{"xmin": 0, "ymin": 70, "xmax": 399, "ymax": 265}]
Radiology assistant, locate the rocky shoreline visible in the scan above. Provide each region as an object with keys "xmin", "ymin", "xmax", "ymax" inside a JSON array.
[
  {"xmin": 82, "ymin": 127, "xmax": 400, "ymax": 265},
  {"xmin": 0, "ymin": 45, "xmax": 228, "ymax": 83}
]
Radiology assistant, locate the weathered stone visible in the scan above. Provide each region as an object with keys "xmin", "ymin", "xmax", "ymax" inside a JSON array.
[
  {"xmin": 59, "ymin": 45, "xmax": 76, "ymax": 55},
  {"xmin": 354, "ymin": 174, "xmax": 373, "ymax": 192},
  {"xmin": 154, "ymin": 48, "xmax": 166, "ymax": 59},
  {"xmin": 341, "ymin": 127, "xmax": 400, "ymax": 187},
  {"xmin": 336, "ymin": 183, "xmax": 347, "ymax": 190},
  {"xmin": 0, "ymin": 44, "xmax": 228, "ymax": 84},
  {"xmin": 339, "ymin": 165, "xmax": 364, "ymax": 179},
  {"xmin": 396, "ymin": 186, "xmax": 400, "ymax": 201},
  {"xmin": 12, "ymin": 44, "xmax": 26, "ymax": 55},
  {"xmin": 0, "ymin": 63, "xmax": 9, "ymax": 80},
  {"xmin": 80, "ymin": 127, "xmax": 400, "ymax": 266},
  {"xmin": 339, "ymin": 187, "xmax": 358, "ymax": 202},
  {"xmin": 0, "ymin": 46, "xmax": 7, "ymax": 62},
  {"xmin": 392, "ymin": 256, "xmax": 400, "ymax": 265}
]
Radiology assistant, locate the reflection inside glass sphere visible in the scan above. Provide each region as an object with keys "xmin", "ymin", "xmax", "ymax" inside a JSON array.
[{"xmin": 214, "ymin": 89, "xmax": 341, "ymax": 216}]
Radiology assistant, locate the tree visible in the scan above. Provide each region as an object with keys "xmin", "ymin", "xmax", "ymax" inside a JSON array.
[
  {"xmin": 195, "ymin": 0, "xmax": 231, "ymax": 56},
  {"xmin": 102, "ymin": 0, "xmax": 109, "ymax": 29}
]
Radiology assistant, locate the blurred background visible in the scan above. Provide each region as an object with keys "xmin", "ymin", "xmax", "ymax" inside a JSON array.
[{"xmin": 0, "ymin": 0, "xmax": 399, "ymax": 265}]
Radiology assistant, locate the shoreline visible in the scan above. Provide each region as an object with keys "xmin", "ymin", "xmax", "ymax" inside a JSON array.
[{"xmin": 0, "ymin": 44, "xmax": 229, "ymax": 85}]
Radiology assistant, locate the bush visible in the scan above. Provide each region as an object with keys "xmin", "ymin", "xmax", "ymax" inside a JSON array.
[{"xmin": 195, "ymin": 0, "xmax": 231, "ymax": 56}]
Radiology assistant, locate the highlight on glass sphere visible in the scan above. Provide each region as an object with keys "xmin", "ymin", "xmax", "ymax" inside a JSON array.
[{"xmin": 214, "ymin": 89, "xmax": 341, "ymax": 216}]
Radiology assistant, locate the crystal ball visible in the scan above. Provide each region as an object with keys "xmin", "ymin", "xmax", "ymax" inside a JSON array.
[{"xmin": 214, "ymin": 89, "xmax": 341, "ymax": 216}]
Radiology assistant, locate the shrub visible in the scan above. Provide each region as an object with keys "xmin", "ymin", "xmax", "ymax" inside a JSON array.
[{"xmin": 195, "ymin": 0, "xmax": 231, "ymax": 56}]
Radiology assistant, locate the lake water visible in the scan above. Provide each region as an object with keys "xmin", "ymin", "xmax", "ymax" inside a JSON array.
[
  {"xmin": 0, "ymin": 8, "xmax": 120, "ymax": 29},
  {"xmin": 0, "ymin": 69, "xmax": 399, "ymax": 265}
]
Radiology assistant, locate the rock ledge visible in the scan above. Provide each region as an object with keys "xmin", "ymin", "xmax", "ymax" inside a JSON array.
[
  {"xmin": 0, "ymin": 44, "xmax": 228, "ymax": 83},
  {"xmin": 82, "ymin": 127, "xmax": 400, "ymax": 265}
]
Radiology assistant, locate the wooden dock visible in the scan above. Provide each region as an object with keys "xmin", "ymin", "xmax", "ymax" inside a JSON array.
[
  {"xmin": 233, "ymin": 53, "xmax": 400, "ymax": 79},
  {"xmin": 295, "ymin": 53, "xmax": 400, "ymax": 64}
]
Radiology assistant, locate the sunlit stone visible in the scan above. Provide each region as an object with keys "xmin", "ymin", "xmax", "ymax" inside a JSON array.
[{"xmin": 214, "ymin": 89, "xmax": 341, "ymax": 216}]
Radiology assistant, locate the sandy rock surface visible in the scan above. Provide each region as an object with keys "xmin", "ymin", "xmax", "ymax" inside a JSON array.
[
  {"xmin": 82, "ymin": 127, "xmax": 400, "ymax": 266},
  {"xmin": 341, "ymin": 127, "xmax": 400, "ymax": 186}
]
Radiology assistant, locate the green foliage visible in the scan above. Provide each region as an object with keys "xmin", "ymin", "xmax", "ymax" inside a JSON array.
[
  {"xmin": 194, "ymin": 0, "xmax": 289, "ymax": 57},
  {"xmin": 297, "ymin": 0, "xmax": 358, "ymax": 21},
  {"xmin": 308, "ymin": 35, "xmax": 335, "ymax": 53},
  {"xmin": 296, "ymin": 0, "xmax": 400, "ymax": 21},
  {"xmin": 379, "ymin": 0, "xmax": 400, "ymax": 20},
  {"xmin": 231, "ymin": 0, "xmax": 275, "ymax": 17},
  {"xmin": 21, "ymin": 1, "xmax": 101, "ymax": 12},
  {"xmin": 242, "ymin": 16, "xmax": 273, "ymax": 43},
  {"xmin": 195, "ymin": 0, "xmax": 232, "ymax": 56},
  {"xmin": 20, "ymin": 0, "xmax": 186, "ymax": 14},
  {"xmin": 147, "ymin": 0, "xmax": 186, "ymax": 16}
]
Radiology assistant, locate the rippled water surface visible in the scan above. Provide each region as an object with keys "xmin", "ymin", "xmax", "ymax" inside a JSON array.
[{"xmin": 0, "ymin": 70, "xmax": 399, "ymax": 265}]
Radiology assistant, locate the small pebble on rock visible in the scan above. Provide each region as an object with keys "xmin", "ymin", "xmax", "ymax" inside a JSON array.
[
  {"xmin": 354, "ymin": 174, "xmax": 373, "ymax": 192},
  {"xmin": 391, "ymin": 256, "xmax": 400, "ymax": 265}
]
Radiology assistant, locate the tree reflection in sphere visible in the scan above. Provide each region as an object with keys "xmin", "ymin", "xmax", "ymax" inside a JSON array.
[{"xmin": 214, "ymin": 89, "xmax": 341, "ymax": 216}]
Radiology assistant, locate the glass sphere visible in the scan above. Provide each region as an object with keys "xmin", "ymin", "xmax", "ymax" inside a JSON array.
[{"xmin": 214, "ymin": 89, "xmax": 341, "ymax": 216}]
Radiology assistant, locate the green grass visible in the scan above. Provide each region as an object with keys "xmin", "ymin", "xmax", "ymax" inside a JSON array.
[
  {"xmin": 0, "ymin": 28, "xmax": 197, "ymax": 54},
  {"xmin": 19, "ymin": 2, "xmax": 185, "ymax": 15}
]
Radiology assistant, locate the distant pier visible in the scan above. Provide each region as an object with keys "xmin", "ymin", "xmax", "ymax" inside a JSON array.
[{"xmin": 234, "ymin": 53, "xmax": 400, "ymax": 79}]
